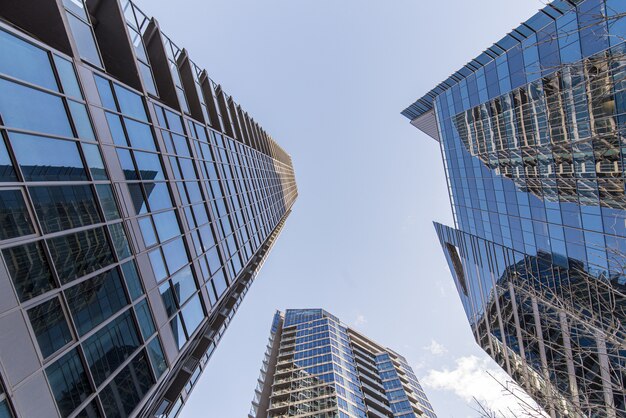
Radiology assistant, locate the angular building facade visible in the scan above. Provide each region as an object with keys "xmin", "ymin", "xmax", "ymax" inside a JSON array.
[
  {"xmin": 249, "ymin": 309, "xmax": 437, "ymax": 418},
  {"xmin": 403, "ymin": 1, "xmax": 625, "ymax": 416},
  {"xmin": 0, "ymin": 1, "xmax": 296, "ymax": 417}
]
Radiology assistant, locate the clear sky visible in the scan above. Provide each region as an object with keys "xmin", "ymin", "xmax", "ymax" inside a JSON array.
[{"xmin": 134, "ymin": 0, "xmax": 547, "ymax": 416}]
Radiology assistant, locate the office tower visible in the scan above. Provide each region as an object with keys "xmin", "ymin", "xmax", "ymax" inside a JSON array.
[
  {"xmin": 0, "ymin": 0, "xmax": 297, "ymax": 417},
  {"xmin": 402, "ymin": 0, "xmax": 625, "ymax": 416},
  {"xmin": 249, "ymin": 309, "xmax": 437, "ymax": 418}
]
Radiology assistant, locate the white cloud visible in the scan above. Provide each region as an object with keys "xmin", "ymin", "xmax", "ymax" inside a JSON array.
[
  {"xmin": 422, "ymin": 355, "xmax": 547, "ymax": 417},
  {"xmin": 423, "ymin": 339, "xmax": 448, "ymax": 356},
  {"xmin": 353, "ymin": 314, "xmax": 367, "ymax": 327}
]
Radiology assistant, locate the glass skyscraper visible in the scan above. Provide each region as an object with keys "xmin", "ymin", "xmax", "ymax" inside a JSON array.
[
  {"xmin": 403, "ymin": 0, "xmax": 625, "ymax": 416},
  {"xmin": 0, "ymin": 1, "xmax": 296, "ymax": 417},
  {"xmin": 249, "ymin": 309, "xmax": 437, "ymax": 418}
]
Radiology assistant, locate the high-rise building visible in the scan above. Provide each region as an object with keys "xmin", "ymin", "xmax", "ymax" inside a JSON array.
[
  {"xmin": 249, "ymin": 309, "xmax": 437, "ymax": 418},
  {"xmin": 402, "ymin": 1, "xmax": 625, "ymax": 416},
  {"xmin": 0, "ymin": 1, "xmax": 296, "ymax": 417}
]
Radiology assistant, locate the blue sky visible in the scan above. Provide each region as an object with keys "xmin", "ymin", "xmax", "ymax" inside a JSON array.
[{"xmin": 134, "ymin": 0, "xmax": 546, "ymax": 416}]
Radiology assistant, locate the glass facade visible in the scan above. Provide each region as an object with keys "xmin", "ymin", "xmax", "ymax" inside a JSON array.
[
  {"xmin": 0, "ymin": 1, "xmax": 296, "ymax": 417},
  {"xmin": 249, "ymin": 309, "xmax": 437, "ymax": 418},
  {"xmin": 403, "ymin": 0, "xmax": 626, "ymax": 416}
]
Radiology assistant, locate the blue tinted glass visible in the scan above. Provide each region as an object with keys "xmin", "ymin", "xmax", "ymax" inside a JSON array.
[
  {"xmin": 82, "ymin": 143, "xmax": 107, "ymax": 180},
  {"xmin": 100, "ymin": 353, "xmax": 154, "ymax": 417},
  {"xmin": 113, "ymin": 84, "xmax": 147, "ymax": 121},
  {"xmin": 66, "ymin": 13, "xmax": 102, "ymax": 66},
  {"xmin": 181, "ymin": 295, "xmax": 203, "ymax": 336},
  {"xmin": 138, "ymin": 61, "xmax": 158, "ymax": 96},
  {"xmin": 153, "ymin": 210, "xmax": 180, "ymax": 242},
  {"xmin": 164, "ymin": 109, "xmax": 183, "ymax": 133},
  {"xmin": 121, "ymin": 261, "xmax": 143, "ymax": 300},
  {"xmin": 170, "ymin": 315, "xmax": 186, "ymax": 349},
  {"xmin": 65, "ymin": 268, "xmax": 127, "ymax": 335},
  {"xmin": 27, "ymin": 297, "xmax": 72, "ymax": 358},
  {"xmin": 134, "ymin": 151, "xmax": 163, "ymax": 180},
  {"xmin": 46, "ymin": 349, "xmax": 93, "ymax": 417},
  {"xmin": 0, "ymin": 189, "xmax": 34, "ymax": 240},
  {"xmin": 0, "ymin": 29, "xmax": 57, "ymax": 90},
  {"xmin": 212, "ymin": 271, "xmax": 227, "ymax": 298},
  {"xmin": 53, "ymin": 55, "xmax": 82, "ymax": 98},
  {"xmin": 0, "ymin": 138, "xmax": 16, "ymax": 181},
  {"xmin": 160, "ymin": 282, "xmax": 176, "ymax": 317},
  {"xmin": 68, "ymin": 100, "xmax": 95, "ymax": 140},
  {"xmin": 135, "ymin": 299, "xmax": 155, "ymax": 340},
  {"xmin": 109, "ymin": 222, "xmax": 132, "ymax": 259},
  {"xmin": 105, "ymin": 112, "xmax": 127, "ymax": 146},
  {"xmin": 145, "ymin": 182, "xmax": 172, "ymax": 211},
  {"xmin": 30, "ymin": 185, "xmax": 100, "ymax": 233},
  {"xmin": 95, "ymin": 76, "xmax": 116, "ymax": 110},
  {"xmin": 0, "ymin": 78, "xmax": 72, "ymax": 137},
  {"xmin": 117, "ymin": 148, "xmax": 137, "ymax": 180},
  {"xmin": 147, "ymin": 338, "xmax": 167, "ymax": 378},
  {"xmin": 3, "ymin": 241, "xmax": 55, "ymax": 302},
  {"xmin": 171, "ymin": 266, "xmax": 196, "ymax": 305},
  {"xmin": 149, "ymin": 249, "xmax": 168, "ymax": 281},
  {"xmin": 127, "ymin": 184, "xmax": 147, "ymax": 215},
  {"xmin": 124, "ymin": 118, "xmax": 155, "ymax": 150},
  {"xmin": 10, "ymin": 133, "xmax": 86, "ymax": 181},
  {"xmin": 139, "ymin": 216, "xmax": 157, "ymax": 247},
  {"xmin": 162, "ymin": 238, "xmax": 188, "ymax": 274},
  {"xmin": 96, "ymin": 184, "xmax": 120, "ymax": 221}
]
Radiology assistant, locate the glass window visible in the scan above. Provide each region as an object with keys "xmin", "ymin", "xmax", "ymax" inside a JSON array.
[
  {"xmin": 124, "ymin": 118, "xmax": 155, "ymax": 151},
  {"xmin": 138, "ymin": 216, "xmax": 157, "ymax": 247},
  {"xmin": 162, "ymin": 238, "xmax": 188, "ymax": 274},
  {"xmin": 117, "ymin": 149, "xmax": 137, "ymax": 180},
  {"xmin": 113, "ymin": 84, "xmax": 147, "ymax": 121},
  {"xmin": 0, "ymin": 29, "xmax": 57, "ymax": 90},
  {"xmin": 199, "ymin": 225, "xmax": 215, "ymax": 251},
  {"xmin": 181, "ymin": 295, "xmax": 203, "ymax": 336},
  {"xmin": 47, "ymin": 227, "xmax": 114, "ymax": 284},
  {"xmin": 212, "ymin": 270, "xmax": 227, "ymax": 298},
  {"xmin": 66, "ymin": 13, "xmax": 102, "ymax": 66},
  {"xmin": 99, "ymin": 352, "xmax": 154, "ymax": 418},
  {"xmin": 0, "ymin": 139, "xmax": 17, "ymax": 182},
  {"xmin": 109, "ymin": 223, "xmax": 132, "ymax": 260},
  {"xmin": 63, "ymin": 0, "xmax": 87, "ymax": 20},
  {"xmin": 145, "ymin": 182, "xmax": 172, "ymax": 211},
  {"xmin": 65, "ymin": 268, "xmax": 127, "ymax": 335},
  {"xmin": 138, "ymin": 61, "xmax": 157, "ymax": 96},
  {"xmin": 170, "ymin": 315, "xmax": 186, "ymax": 349},
  {"xmin": 75, "ymin": 400, "xmax": 101, "ymax": 418},
  {"xmin": 3, "ymin": 241, "xmax": 56, "ymax": 302},
  {"xmin": 53, "ymin": 55, "xmax": 82, "ymax": 98},
  {"xmin": 68, "ymin": 100, "xmax": 95, "ymax": 140},
  {"xmin": 94, "ymin": 76, "xmax": 116, "ymax": 110},
  {"xmin": 83, "ymin": 310, "xmax": 140, "ymax": 387},
  {"xmin": 81, "ymin": 143, "xmax": 107, "ymax": 180},
  {"xmin": 147, "ymin": 338, "xmax": 167, "ymax": 379},
  {"xmin": 152, "ymin": 210, "xmax": 180, "ymax": 242},
  {"xmin": 10, "ymin": 133, "xmax": 86, "ymax": 181},
  {"xmin": 159, "ymin": 282, "xmax": 176, "ymax": 317},
  {"xmin": 0, "ymin": 80, "xmax": 72, "ymax": 136},
  {"xmin": 27, "ymin": 297, "xmax": 72, "ymax": 358},
  {"xmin": 121, "ymin": 261, "xmax": 143, "ymax": 300},
  {"xmin": 0, "ymin": 189, "xmax": 34, "ymax": 240},
  {"xmin": 46, "ymin": 349, "xmax": 93, "ymax": 417},
  {"xmin": 135, "ymin": 299, "xmax": 155, "ymax": 340},
  {"xmin": 149, "ymin": 249, "xmax": 167, "ymax": 282},
  {"xmin": 105, "ymin": 113, "xmax": 127, "ymax": 146},
  {"xmin": 95, "ymin": 184, "xmax": 120, "ymax": 221},
  {"xmin": 170, "ymin": 266, "xmax": 196, "ymax": 305},
  {"xmin": 134, "ymin": 151, "xmax": 163, "ymax": 180},
  {"xmin": 30, "ymin": 185, "xmax": 100, "ymax": 234},
  {"xmin": 127, "ymin": 184, "xmax": 147, "ymax": 214}
]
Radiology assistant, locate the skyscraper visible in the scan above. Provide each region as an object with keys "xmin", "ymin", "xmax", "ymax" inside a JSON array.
[
  {"xmin": 249, "ymin": 309, "xmax": 437, "ymax": 418},
  {"xmin": 403, "ymin": 0, "xmax": 625, "ymax": 416},
  {"xmin": 0, "ymin": 1, "xmax": 296, "ymax": 417}
]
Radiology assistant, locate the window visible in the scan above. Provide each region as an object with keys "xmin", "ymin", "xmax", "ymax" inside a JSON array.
[
  {"xmin": 53, "ymin": 55, "xmax": 82, "ymax": 98},
  {"xmin": 181, "ymin": 295, "xmax": 204, "ymax": 336},
  {"xmin": 127, "ymin": 184, "xmax": 147, "ymax": 214},
  {"xmin": 135, "ymin": 299, "xmax": 155, "ymax": 340},
  {"xmin": 65, "ymin": 12, "xmax": 102, "ymax": 66},
  {"xmin": 27, "ymin": 297, "xmax": 72, "ymax": 358},
  {"xmin": 94, "ymin": 76, "xmax": 116, "ymax": 110},
  {"xmin": 121, "ymin": 261, "xmax": 143, "ymax": 300},
  {"xmin": 83, "ymin": 310, "xmax": 140, "ymax": 387},
  {"xmin": 445, "ymin": 243, "xmax": 468, "ymax": 296},
  {"xmin": 162, "ymin": 238, "xmax": 188, "ymax": 274},
  {"xmin": 95, "ymin": 184, "xmax": 120, "ymax": 221},
  {"xmin": 3, "ymin": 241, "xmax": 55, "ymax": 302},
  {"xmin": 74, "ymin": 400, "xmax": 101, "ymax": 418},
  {"xmin": 105, "ymin": 113, "xmax": 127, "ymax": 146},
  {"xmin": 0, "ymin": 139, "xmax": 16, "ymax": 182},
  {"xmin": 138, "ymin": 216, "xmax": 157, "ymax": 247},
  {"xmin": 0, "ymin": 189, "xmax": 34, "ymax": 240},
  {"xmin": 134, "ymin": 151, "xmax": 163, "ymax": 180},
  {"xmin": 145, "ymin": 182, "xmax": 172, "ymax": 211},
  {"xmin": 30, "ymin": 185, "xmax": 100, "ymax": 234},
  {"xmin": 170, "ymin": 266, "xmax": 196, "ymax": 306},
  {"xmin": 124, "ymin": 118, "xmax": 155, "ymax": 150},
  {"xmin": 117, "ymin": 148, "xmax": 137, "ymax": 180},
  {"xmin": 0, "ymin": 79, "xmax": 72, "ymax": 137},
  {"xmin": 169, "ymin": 315, "xmax": 186, "ymax": 349},
  {"xmin": 46, "ymin": 349, "xmax": 93, "ymax": 417},
  {"xmin": 113, "ymin": 84, "xmax": 147, "ymax": 121},
  {"xmin": 109, "ymin": 223, "xmax": 132, "ymax": 260},
  {"xmin": 47, "ymin": 227, "xmax": 114, "ymax": 284},
  {"xmin": 81, "ymin": 143, "xmax": 107, "ymax": 179},
  {"xmin": 159, "ymin": 282, "xmax": 176, "ymax": 317},
  {"xmin": 65, "ymin": 268, "xmax": 128, "ymax": 335},
  {"xmin": 149, "ymin": 249, "xmax": 167, "ymax": 282},
  {"xmin": 68, "ymin": 101, "xmax": 95, "ymax": 140},
  {"xmin": 153, "ymin": 211, "xmax": 180, "ymax": 242},
  {"xmin": 10, "ymin": 133, "xmax": 86, "ymax": 181},
  {"xmin": 0, "ymin": 29, "xmax": 57, "ymax": 90},
  {"xmin": 147, "ymin": 338, "xmax": 167, "ymax": 379}
]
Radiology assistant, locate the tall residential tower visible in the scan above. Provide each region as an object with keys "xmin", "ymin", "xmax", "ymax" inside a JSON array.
[
  {"xmin": 249, "ymin": 309, "xmax": 437, "ymax": 418},
  {"xmin": 403, "ymin": 0, "xmax": 625, "ymax": 416},
  {"xmin": 0, "ymin": 1, "xmax": 296, "ymax": 417}
]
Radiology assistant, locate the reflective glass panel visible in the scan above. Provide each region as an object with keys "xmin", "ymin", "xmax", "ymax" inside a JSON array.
[
  {"xmin": 30, "ymin": 185, "xmax": 100, "ymax": 234},
  {"xmin": 68, "ymin": 100, "xmax": 95, "ymax": 140},
  {"xmin": 105, "ymin": 112, "xmax": 127, "ymax": 146},
  {"xmin": 95, "ymin": 184, "xmax": 120, "ymax": 221},
  {"xmin": 138, "ymin": 216, "xmax": 157, "ymax": 247},
  {"xmin": 0, "ymin": 189, "xmax": 34, "ymax": 240},
  {"xmin": 75, "ymin": 400, "xmax": 101, "ymax": 418},
  {"xmin": 3, "ymin": 241, "xmax": 55, "ymax": 302},
  {"xmin": 94, "ymin": 76, "xmax": 116, "ymax": 110},
  {"xmin": 127, "ymin": 184, "xmax": 147, "ymax": 214},
  {"xmin": 117, "ymin": 149, "xmax": 137, "ymax": 180},
  {"xmin": 153, "ymin": 210, "xmax": 180, "ymax": 242},
  {"xmin": 145, "ymin": 182, "xmax": 172, "ymax": 211},
  {"xmin": 170, "ymin": 266, "xmax": 195, "ymax": 305},
  {"xmin": 162, "ymin": 238, "xmax": 188, "ymax": 274},
  {"xmin": 27, "ymin": 297, "xmax": 72, "ymax": 358},
  {"xmin": 53, "ymin": 55, "xmax": 82, "ymax": 98},
  {"xmin": 66, "ymin": 13, "xmax": 102, "ymax": 66},
  {"xmin": 149, "ymin": 249, "xmax": 167, "ymax": 282},
  {"xmin": 0, "ymin": 29, "xmax": 56, "ymax": 90},
  {"xmin": 124, "ymin": 118, "xmax": 155, "ymax": 151},
  {"xmin": 109, "ymin": 222, "xmax": 132, "ymax": 260},
  {"xmin": 46, "ymin": 349, "xmax": 93, "ymax": 417},
  {"xmin": 0, "ymin": 139, "xmax": 16, "ymax": 182},
  {"xmin": 10, "ymin": 133, "xmax": 86, "ymax": 181},
  {"xmin": 81, "ymin": 143, "xmax": 107, "ymax": 180},
  {"xmin": 113, "ymin": 84, "xmax": 147, "ymax": 121},
  {"xmin": 159, "ymin": 282, "xmax": 176, "ymax": 317},
  {"xmin": 181, "ymin": 295, "xmax": 203, "ymax": 336},
  {"xmin": 147, "ymin": 338, "xmax": 167, "ymax": 379},
  {"xmin": 135, "ymin": 299, "xmax": 155, "ymax": 340},
  {"xmin": 170, "ymin": 315, "xmax": 186, "ymax": 349},
  {"xmin": 121, "ymin": 261, "xmax": 143, "ymax": 301},
  {"xmin": 134, "ymin": 151, "xmax": 163, "ymax": 180}
]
